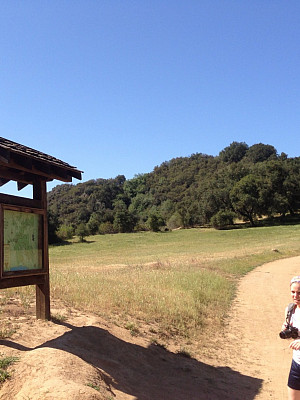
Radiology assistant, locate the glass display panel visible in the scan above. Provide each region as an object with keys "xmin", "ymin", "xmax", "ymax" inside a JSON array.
[{"xmin": 3, "ymin": 210, "xmax": 43, "ymax": 272}]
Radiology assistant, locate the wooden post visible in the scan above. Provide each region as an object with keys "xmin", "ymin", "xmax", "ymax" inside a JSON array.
[
  {"xmin": 33, "ymin": 179, "xmax": 50, "ymax": 320},
  {"xmin": 36, "ymin": 276, "xmax": 50, "ymax": 320}
]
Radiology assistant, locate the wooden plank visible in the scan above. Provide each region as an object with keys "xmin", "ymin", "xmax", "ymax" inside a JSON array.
[
  {"xmin": 32, "ymin": 160, "xmax": 51, "ymax": 175},
  {"xmin": 0, "ymin": 138, "xmax": 82, "ymax": 185},
  {"xmin": 0, "ymin": 157, "xmax": 81, "ymax": 183},
  {"xmin": 31, "ymin": 164, "xmax": 74, "ymax": 182},
  {"xmin": 34, "ymin": 179, "xmax": 50, "ymax": 320},
  {"xmin": 17, "ymin": 182, "xmax": 28, "ymax": 191},
  {"xmin": 70, "ymin": 169, "xmax": 82, "ymax": 180},
  {"xmin": 0, "ymin": 166, "xmax": 41, "ymax": 185},
  {"xmin": 0, "ymin": 147, "xmax": 10, "ymax": 163},
  {"xmin": 36, "ymin": 278, "xmax": 50, "ymax": 320},
  {"xmin": 12, "ymin": 153, "xmax": 33, "ymax": 170},
  {"xmin": 0, "ymin": 274, "xmax": 46, "ymax": 289},
  {"xmin": 0, "ymin": 178, "xmax": 10, "ymax": 187},
  {"xmin": 0, "ymin": 158, "xmax": 69, "ymax": 183},
  {"xmin": 0, "ymin": 193, "xmax": 41, "ymax": 209},
  {"xmin": 0, "ymin": 207, "xmax": 3, "ymax": 279}
]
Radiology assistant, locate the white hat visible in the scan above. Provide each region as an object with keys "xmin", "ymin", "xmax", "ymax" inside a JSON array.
[{"xmin": 290, "ymin": 276, "xmax": 300, "ymax": 286}]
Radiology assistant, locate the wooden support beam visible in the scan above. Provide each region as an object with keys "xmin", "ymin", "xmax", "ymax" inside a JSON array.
[
  {"xmin": 33, "ymin": 160, "xmax": 51, "ymax": 175},
  {"xmin": 36, "ymin": 277, "xmax": 50, "ymax": 320},
  {"xmin": 69, "ymin": 169, "xmax": 82, "ymax": 180},
  {"xmin": 0, "ymin": 159, "xmax": 71, "ymax": 183},
  {"xmin": 0, "ymin": 147, "xmax": 10, "ymax": 164},
  {"xmin": 0, "ymin": 193, "xmax": 41, "ymax": 209},
  {"xmin": 12, "ymin": 153, "xmax": 33, "ymax": 170},
  {"xmin": 0, "ymin": 178, "xmax": 10, "ymax": 187},
  {"xmin": 33, "ymin": 179, "xmax": 50, "ymax": 320},
  {"xmin": 0, "ymin": 166, "xmax": 39, "ymax": 185},
  {"xmin": 0, "ymin": 138, "xmax": 82, "ymax": 184},
  {"xmin": 17, "ymin": 182, "xmax": 28, "ymax": 191},
  {"xmin": 0, "ymin": 274, "xmax": 46, "ymax": 289}
]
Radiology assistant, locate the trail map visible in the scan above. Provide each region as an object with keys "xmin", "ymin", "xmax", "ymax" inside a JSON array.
[{"xmin": 4, "ymin": 210, "xmax": 42, "ymax": 272}]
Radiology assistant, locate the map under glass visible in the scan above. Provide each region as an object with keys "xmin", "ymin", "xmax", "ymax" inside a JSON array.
[{"xmin": 4, "ymin": 210, "xmax": 42, "ymax": 272}]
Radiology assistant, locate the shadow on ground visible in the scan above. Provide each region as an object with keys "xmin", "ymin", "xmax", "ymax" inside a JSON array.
[{"xmin": 1, "ymin": 322, "xmax": 262, "ymax": 400}]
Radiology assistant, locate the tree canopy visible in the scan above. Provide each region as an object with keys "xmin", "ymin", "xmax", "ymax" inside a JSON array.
[{"xmin": 47, "ymin": 142, "xmax": 300, "ymax": 241}]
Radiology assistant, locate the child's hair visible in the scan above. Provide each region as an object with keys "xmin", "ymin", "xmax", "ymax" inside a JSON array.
[{"xmin": 290, "ymin": 276, "xmax": 300, "ymax": 286}]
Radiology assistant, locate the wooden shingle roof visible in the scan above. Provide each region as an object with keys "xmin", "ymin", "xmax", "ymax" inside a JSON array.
[{"xmin": 0, "ymin": 137, "xmax": 82, "ymax": 189}]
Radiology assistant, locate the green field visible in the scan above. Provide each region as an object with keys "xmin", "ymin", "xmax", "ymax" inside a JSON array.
[{"xmin": 47, "ymin": 224, "xmax": 300, "ymax": 340}]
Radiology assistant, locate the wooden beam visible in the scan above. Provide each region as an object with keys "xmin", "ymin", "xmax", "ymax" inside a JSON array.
[
  {"xmin": 33, "ymin": 179, "xmax": 50, "ymax": 320},
  {"xmin": 33, "ymin": 160, "xmax": 51, "ymax": 175},
  {"xmin": 0, "ymin": 193, "xmax": 41, "ymax": 209},
  {"xmin": 50, "ymin": 166, "xmax": 69, "ymax": 181},
  {"xmin": 17, "ymin": 182, "xmax": 28, "ymax": 191},
  {"xmin": 0, "ymin": 156, "xmax": 82, "ymax": 183},
  {"xmin": 70, "ymin": 169, "xmax": 82, "ymax": 180},
  {"xmin": 0, "ymin": 274, "xmax": 46, "ymax": 289},
  {"xmin": 0, "ymin": 139, "xmax": 82, "ymax": 185},
  {"xmin": 0, "ymin": 147, "xmax": 10, "ymax": 164},
  {"xmin": 36, "ymin": 278, "xmax": 50, "ymax": 320},
  {"xmin": 11, "ymin": 153, "xmax": 33, "ymax": 170},
  {"xmin": 0, "ymin": 166, "xmax": 41, "ymax": 185},
  {"xmin": 0, "ymin": 178, "xmax": 10, "ymax": 187},
  {"xmin": 0, "ymin": 159, "xmax": 71, "ymax": 183}
]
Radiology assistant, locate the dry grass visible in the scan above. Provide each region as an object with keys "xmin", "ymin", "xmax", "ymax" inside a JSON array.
[
  {"xmin": 48, "ymin": 225, "xmax": 300, "ymax": 338},
  {"xmin": 3, "ymin": 225, "xmax": 300, "ymax": 340}
]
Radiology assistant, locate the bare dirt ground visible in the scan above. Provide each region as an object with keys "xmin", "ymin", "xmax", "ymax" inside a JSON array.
[{"xmin": 0, "ymin": 256, "xmax": 299, "ymax": 400}]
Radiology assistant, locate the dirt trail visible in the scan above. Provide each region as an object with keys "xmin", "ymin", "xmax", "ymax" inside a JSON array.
[
  {"xmin": 0, "ymin": 256, "xmax": 299, "ymax": 399},
  {"xmin": 209, "ymin": 255, "xmax": 300, "ymax": 400}
]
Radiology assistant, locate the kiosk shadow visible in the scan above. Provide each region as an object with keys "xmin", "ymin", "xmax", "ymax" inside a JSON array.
[{"xmin": 1, "ymin": 322, "xmax": 262, "ymax": 400}]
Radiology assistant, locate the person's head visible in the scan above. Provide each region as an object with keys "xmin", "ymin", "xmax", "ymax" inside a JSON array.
[{"xmin": 290, "ymin": 276, "xmax": 300, "ymax": 306}]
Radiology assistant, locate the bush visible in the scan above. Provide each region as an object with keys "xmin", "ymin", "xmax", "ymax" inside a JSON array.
[
  {"xmin": 210, "ymin": 210, "xmax": 236, "ymax": 229},
  {"xmin": 147, "ymin": 213, "xmax": 164, "ymax": 232},
  {"xmin": 56, "ymin": 224, "xmax": 74, "ymax": 241},
  {"xmin": 167, "ymin": 212, "xmax": 183, "ymax": 230},
  {"xmin": 48, "ymin": 211, "xmax": 61, "ymax": 244},
  {"xmin": 87, "ymin": 213, "xmax": 102, "ymax": 235},
  {"xmin": 75, "ymin": 223, "xmax": 90, "ymax": 242},
  {"xmin": 133, "ymin": 221, "xmax": 148, "ymax": 232},
  {"xmin": 98, "ymin": 221, "xmax": 116, "ymax": 235}
]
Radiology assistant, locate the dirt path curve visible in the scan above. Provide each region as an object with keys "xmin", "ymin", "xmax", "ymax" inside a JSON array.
[{"xmin": 214, "ymin": 255, "xmax": 300, "ymax": 400}]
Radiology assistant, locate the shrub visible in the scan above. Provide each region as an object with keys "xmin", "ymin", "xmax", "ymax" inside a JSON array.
[
  {"xmin": 75, "ymin": 223, "xmax": 90, "ymax": 242},
  {"xmin": 56, "ymin": 224, "xmax": 74, "ymax": 241},
  {"xmin": 147, "ymin": 213, "xmax": 164, "ymax": 232},
  {"xmin": 210, "ymin": 210, "xmax": 236, "ymax": 229},
  {"xmin": 98, "ymin": 221, "xmax": 116, "ymax": 235},
  {"xmin": 167, "ymin": 212, "xmax": 183, "ymax": 230}
]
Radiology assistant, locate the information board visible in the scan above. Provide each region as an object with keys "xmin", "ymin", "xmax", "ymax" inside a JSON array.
[{"xmin": 3, "ymin": 209, "xmax": 43, "ymax": 273}]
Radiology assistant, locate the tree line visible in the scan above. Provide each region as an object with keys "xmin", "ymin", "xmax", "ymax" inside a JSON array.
[{"xmin": 47, "ymin": 142, "xmax": 300, "ymax": 242}]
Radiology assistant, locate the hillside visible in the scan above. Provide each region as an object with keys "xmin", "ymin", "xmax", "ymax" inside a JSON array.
[{"xmin": 47, "ymin": 142, "xmax": 300, "ymax": 241}]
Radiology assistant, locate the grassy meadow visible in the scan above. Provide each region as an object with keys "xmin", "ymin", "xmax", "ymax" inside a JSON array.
[
  {"xmin": 50, "ymin": 224, "xmax": 300, "ymax": 337},
  {"xmin": 4, "ymin": 224, "xmax": 300, "ymax": 342}
]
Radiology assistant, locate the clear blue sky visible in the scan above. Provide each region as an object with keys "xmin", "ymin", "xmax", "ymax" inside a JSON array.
[{"xmin": 0, "ymin": 1, "xmax": 299, "ymax": 195}]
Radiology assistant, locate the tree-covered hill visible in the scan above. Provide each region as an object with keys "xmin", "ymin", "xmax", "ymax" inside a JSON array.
[{"xmin": 47, "ymin": 142, "xmax": 300, "ymax": 242}]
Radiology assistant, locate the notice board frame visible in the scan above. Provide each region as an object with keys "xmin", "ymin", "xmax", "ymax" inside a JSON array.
[
  {"xmin": 0, "ymin": 204, "xmax": 47, "ymax": 279},
  {"xmin": 0, "ymin": 138, "xmax": 82, "ymax": 320},
  {"xmin": 0, "ymin": 179, "xmax": 50, "ymax": 319}
]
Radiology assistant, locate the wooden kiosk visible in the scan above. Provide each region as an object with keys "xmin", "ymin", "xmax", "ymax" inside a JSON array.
[{"xmin": 0, "ymin": 137, "xmax": 82, "ymax": 319}]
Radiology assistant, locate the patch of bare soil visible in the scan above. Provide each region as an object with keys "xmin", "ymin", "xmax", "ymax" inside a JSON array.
[{"xmin": 0, "ymin": 256, "xmax": 299, "ymax": 400}]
